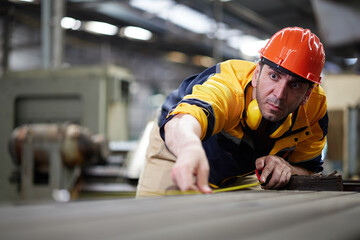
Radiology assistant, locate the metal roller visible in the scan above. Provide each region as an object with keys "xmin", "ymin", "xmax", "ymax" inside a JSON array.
[{"xmin": 8, "ymin": 123, "xmax": 109, "ymax": 168}]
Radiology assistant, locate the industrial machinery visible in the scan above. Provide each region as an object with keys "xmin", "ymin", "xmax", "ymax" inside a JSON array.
[
  {"xmin": 8, "ymin": 123, "xmax": 109, "ymax": 201},
  {"xmin": 0, "ymin": 64, "xmax": 134, "ymax": 201}
]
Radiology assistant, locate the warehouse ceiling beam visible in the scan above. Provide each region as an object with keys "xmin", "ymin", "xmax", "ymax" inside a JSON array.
[{"xmin": 222, "ymin": 1, "xmax": 278, "ymax": 35}]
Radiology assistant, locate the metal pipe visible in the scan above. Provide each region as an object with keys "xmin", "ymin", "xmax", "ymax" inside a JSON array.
[
  {"xmin": 1, "ymin": 3, "xmax": 12, "ymax": 75},
  {"xmin": 41, "ymin": 0, "xmax": 52, "ymax": 70},
  {"xmin": 53, "ymin": 0, "xmax": 65, "ymax": 69},
  {"xmin": 348, "ymin": 106, "xmax": 359, "ymax": 177},
  {"xmin": 213, "ymin": 0, "xmax": 223, "ymax": 62}
]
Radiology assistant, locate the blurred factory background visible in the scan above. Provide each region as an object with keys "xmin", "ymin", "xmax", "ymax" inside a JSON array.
[{"xmin": 0, "ymin": 0, "xmax": 359, "ymax": 203}]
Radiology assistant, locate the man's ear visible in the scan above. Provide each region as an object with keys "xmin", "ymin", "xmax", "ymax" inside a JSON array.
[
  {"xmin": 300, "ymin": 84, "xmax": 315, "ymax": 105},
  {"xmin": 251, "ymin": 63, "xmax": 261, "ymax": 88}
]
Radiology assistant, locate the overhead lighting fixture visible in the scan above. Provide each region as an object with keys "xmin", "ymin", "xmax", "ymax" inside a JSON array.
[
  {"xmin": 130, "ymin": 0, "xmax": 264, "ymax": 56},
  {"xmin": 165, "ymin": 4, "xmax": 215, "ymax": 34},
  {"xmin": 11, "ymin": 0, "xmax": 35, "ymax": 2},
  {"xmin": 130, "ymin": 0, "xmax": 215, "ymax": 34},
  {"xmin": 240, "ymin": 39, "xmax": 268, "ymax": 57},
  {"xmin": 228, "ymin": 35, "xmax": 268, "ymax": 57},
  {"xmin": 166, "ymin": 51, "xmax": 188, "ymax": 64},
  {"xmin": 84, "ymin": 21, "xmax": 118, "ymax": 36},
  {"xmin": 121, "ymin": 26, "xmax": 152, "ymax": 41},
  {"xmin": 215, "ymin": 27, "xmax": 243, "ymax": 40},
  {"xmin": 61, "ymin": 17, "xmax": 82, "ymax": 30},
  {"xmin": 344, "ymin": 58, "xmax": 358, "ymax": 65},
  {"xmin": 130, "ymin": 0, "xmax": 173, "ymax": 15},
  {"xmin": 192, "ymin": 55, "xmax": 215, "ymax": 68}
]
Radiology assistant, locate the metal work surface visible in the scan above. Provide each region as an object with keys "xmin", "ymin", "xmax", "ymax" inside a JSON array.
[{"xmin": 1, "ymin": 190, "xmax": 360, "ymax": 240}]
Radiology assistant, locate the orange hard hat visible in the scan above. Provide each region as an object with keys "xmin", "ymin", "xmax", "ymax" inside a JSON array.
[{"xmin": 259, "ymin": 27, "xmax": 325, "ymax": 84}]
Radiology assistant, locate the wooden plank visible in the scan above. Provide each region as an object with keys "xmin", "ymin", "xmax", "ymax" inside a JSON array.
[
  {"xmin": 285, "ymin": 174, "xmax": 343, "ymax": 191},
  {"xmin": 251, "ymin": 205, "xmax": 360, "ymax": 240},
  {"xmin": 0, "ymin": 191, "xmax": 346, "ymax": 226},
  {"xmin": 0, "ymin": 191, "xmax": 359, "ymax": 240},
  {"xmin": 118, "ymin": 192, "xmax": 360, "ymax": 240}
]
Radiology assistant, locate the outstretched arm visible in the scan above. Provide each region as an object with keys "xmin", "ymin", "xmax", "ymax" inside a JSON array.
[{"xmin": 164, "ymin": 114, "xmax": 212, "ymax": 193}]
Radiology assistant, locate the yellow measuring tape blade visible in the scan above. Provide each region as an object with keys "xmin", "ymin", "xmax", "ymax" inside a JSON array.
[
  {"xmin": 158, "ymin": 182, "xmax": 261, "ymax": 196},
  {"xmin": 142, "ymin": 170, "xmax": 261, "ymax": 196},
  {"xmin": 212, "ymin": 182, "xmax": 261, "ymax": 193}
]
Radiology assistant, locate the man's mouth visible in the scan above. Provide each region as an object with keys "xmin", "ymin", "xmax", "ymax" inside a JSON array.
[{"xmin": 267, "ymin": 102, "xmax": 283, "ymax": 112}]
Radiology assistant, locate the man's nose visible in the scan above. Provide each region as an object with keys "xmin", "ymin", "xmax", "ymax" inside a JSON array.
[{"xmin": 273, "ymin": 80, "xmax": 288, "ymax": 100}]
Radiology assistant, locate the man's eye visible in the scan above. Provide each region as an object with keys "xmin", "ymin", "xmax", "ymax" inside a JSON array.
[
  {"xmin": 270, "ymin": 73, "xmax": 278, "ymax": 79},
  {"xmin": 291, "ymin": 82, "xmax": 301, "ymax": 89}
]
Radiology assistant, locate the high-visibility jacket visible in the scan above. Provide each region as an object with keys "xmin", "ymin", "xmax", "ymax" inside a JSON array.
[{"xmin": 159, "ymin": 60, "xmax": 328, "ymax": 187}]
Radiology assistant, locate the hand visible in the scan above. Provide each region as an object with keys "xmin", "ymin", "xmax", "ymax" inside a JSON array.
[
  {"xmin": 171, "ymin": 144, "xmax": 212, "ymax": 193},
  {"xmin": 164, "ymin": 114, "xmax": 212, "ymax": 194},
  {"xmin": 255, "ymin": 155, "xmax": 292, "ymax": 190}
]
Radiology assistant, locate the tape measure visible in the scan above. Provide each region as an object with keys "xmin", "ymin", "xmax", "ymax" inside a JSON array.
[{"xmin": 160, "ymin": 170, "xmax": 262, "ymax": 196}]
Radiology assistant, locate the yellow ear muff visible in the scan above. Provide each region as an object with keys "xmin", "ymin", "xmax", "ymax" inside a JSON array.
[
  {"xmin": 245, "ymin": 99, "xmax": 262, "ymax": 130},
  {"xmin": 245, "ymin": 99, "xmax": 293, "ymax": 138}
]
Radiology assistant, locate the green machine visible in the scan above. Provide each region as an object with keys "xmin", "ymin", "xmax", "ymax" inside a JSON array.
[{"xmin": 0, "ymin": 64, "xmax": 134, "ymax": 202}]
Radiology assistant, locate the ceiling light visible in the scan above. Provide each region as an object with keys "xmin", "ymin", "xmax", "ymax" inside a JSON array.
[
  {"xmin": 192, "ymin": 55, "xmax": 215, "ymax": 68},
  {"xmin": 215, "ymin": 27, "xmax": 243, "ymax": 40},
  {"xmin": 344, "ymin": 58, "xmax": 358, "ymax": 65},
  {"xmin": 121, "ymin": 26, "xmax": 152, "ymax": 41},
  {"xmin": 61, "ymin": 17, "xmax": 81, "ymax": 30},
  {"xmin": 228, "ymin": 35, "xmax": 268, "ymax": 57},
  {"xmin": 84, "ymin": 21, "xmax": 118, "ymax": 36},
  {"xmin": 13, "ymin": 0, "xmax": 34, "ymax": 2},
  {"xmin": 240, "ymin": 39, "xmax": 268, "ymax": 57},
  {"xmin": 165, "ymin": 4, "xmax": 215, "ymax": 34},
  {"xmin": 166, "ymin": 51, "xmax": 188, "ymax": 64},
  {"xmin": 130, "ymin": 0, "xmax": 215, "ymax": 34},
  {"xmin": 130, "ymin": 0, "xmax": 173, "ymax": 15}
]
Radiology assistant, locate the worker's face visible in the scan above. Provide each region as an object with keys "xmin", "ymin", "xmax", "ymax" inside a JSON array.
[{"xmin": 252, "ymin": 63, "xmax": 313, "ymax": 122}]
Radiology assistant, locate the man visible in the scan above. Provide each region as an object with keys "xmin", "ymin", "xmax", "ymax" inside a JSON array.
[{"xmin": 136, "ymin": 27, "xmax": 328, "ymax": 197}]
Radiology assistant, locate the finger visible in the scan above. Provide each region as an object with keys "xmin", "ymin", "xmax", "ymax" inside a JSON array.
[
  {"xmin": 260, "ymin": 157, "xmax": 275, "ymax": 183},
  {"xmin": 273, "ymin": 169, "xmax": 292, "ymax": 189},
  {"xmin": 263, "ymin": 158, "xmax": 284, "ymax": 189},
  {"xmin": 270, "ymin": 163, "xmax": 284, "ymax": 188},
  {"xmin": 171, "ymin": 165, "xmax": 198, "ymax": 192},
  {"xmin": 286, "ymin": 171, "xmax": 292, "ymax": 182},
  {"xmin": 264, "ymin": 170, "xmax": 279, "ymax": 189},
  {"xmin": 255, "ymin": 157, "xmax": 266, "ymax": 170},
  {"xmin": 196, "ymin": 164, "xmax": 212, "ymax": 193},
  {"xmin": 272, "ymin": 169, "xmax": 286, "ymax": 189},
  {"xmin": 283, "ymin": 171, "xmax": 292, "ymax": 188}
]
